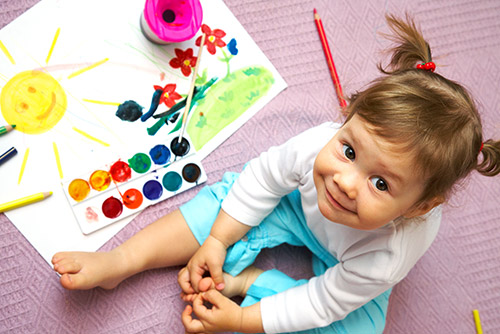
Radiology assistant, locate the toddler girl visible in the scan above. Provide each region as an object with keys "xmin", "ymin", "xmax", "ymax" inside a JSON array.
[{"xmin": 52, "ymin": 14, "xmax": 500, "ymax": 333}]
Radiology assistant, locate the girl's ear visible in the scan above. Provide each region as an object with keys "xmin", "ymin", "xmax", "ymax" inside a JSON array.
[{"xmin": 403, "ymin": 196, "xmax": 445, "ymax": 219}]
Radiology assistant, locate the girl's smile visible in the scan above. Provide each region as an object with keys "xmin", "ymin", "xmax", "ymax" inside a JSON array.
[{"xmin": 324, "ymin": 183, "xmax": 356, "ymax": 214}]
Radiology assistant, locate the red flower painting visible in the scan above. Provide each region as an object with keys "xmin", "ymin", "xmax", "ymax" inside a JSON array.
[
  {"xmin": 154, "ymin": 83, "xmax": 182, "ymax": 108},
  {"xmin": 196, "ymin": 24, "xmax": 226, "ymax": 55},
  {"xmin": 169, "ymin": 48, "xmax": 197, "ymax": 77}
]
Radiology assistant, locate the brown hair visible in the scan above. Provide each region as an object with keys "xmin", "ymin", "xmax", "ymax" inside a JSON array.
[{"xmin": 344, "ymin": 14, "xmax": 500, "ymax": 206}]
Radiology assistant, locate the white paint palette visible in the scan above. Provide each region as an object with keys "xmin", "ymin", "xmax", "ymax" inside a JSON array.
[{"xmin": 62, "ymin": 135, "xmax": 206, "ymax": 234}]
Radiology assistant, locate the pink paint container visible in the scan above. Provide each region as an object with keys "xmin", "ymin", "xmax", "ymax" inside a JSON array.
[{"xmin": 140, "ymin": 0, "xmax": 203, "ymax": 44}]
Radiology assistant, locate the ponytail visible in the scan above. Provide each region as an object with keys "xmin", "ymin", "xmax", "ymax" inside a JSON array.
[
  {"xmin": 477, "ymin": 140, "xmax": 500, "ymax": 176},
  {"xmin": 378, "ymin": 14, "xmax": 432, "ymax": 74}
]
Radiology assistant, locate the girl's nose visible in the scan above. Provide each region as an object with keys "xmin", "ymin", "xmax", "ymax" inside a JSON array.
[{"xmin": 333, "ymin": 171, "xmax": 358, "ymax": 199}]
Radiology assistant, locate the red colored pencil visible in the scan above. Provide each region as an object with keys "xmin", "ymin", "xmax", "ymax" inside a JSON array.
[{"xmin": 313, "ymin": 8, "xmax": 347, "ymax": 109}]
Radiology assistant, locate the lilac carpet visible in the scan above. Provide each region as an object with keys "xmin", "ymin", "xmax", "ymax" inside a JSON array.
[{"xmin": 1, "ymin": 0, "xmax": 499, "ymax": 333}]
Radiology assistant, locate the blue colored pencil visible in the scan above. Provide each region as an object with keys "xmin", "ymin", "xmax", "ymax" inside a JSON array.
[{"xmin": 0, "ymin": 147, "xmax": 17, "ymax": 166}]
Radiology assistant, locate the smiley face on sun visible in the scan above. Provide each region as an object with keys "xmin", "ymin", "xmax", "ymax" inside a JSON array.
[{"xmin": 1, "ymin": 70, "xmax": 67, "ymax": 134}]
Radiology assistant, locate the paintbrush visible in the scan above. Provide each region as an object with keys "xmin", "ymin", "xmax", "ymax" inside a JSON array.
[{"xmin": 177, "ymin": 32, "xmax": 206, "ymax": 143}]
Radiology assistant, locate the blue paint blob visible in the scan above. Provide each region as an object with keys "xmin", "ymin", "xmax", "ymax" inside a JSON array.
[
  {"xmin": 141, "ymin": 89, "xmax": 163, "ymax": 122},
  {"xmin": 116, "ymin": 100, "xmax": 143, "ymax": 122},
  {"xmin": 149, "ymin": 144, "xmax": 171, "ymax": 165},
  {"xmin": 228, "ymin": 38, "xmax": 238, "ymax": 55},
  {"xmin": 143, "ymin": 180, "xmax": 163, "ymax": 200},
  {"xmin": 162, "ymin": 171, "xmax": 182, "ymax": 192}
]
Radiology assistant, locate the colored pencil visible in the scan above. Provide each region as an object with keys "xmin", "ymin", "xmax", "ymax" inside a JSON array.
[
  {"xmin": 313, "ymin": 9, "xmax": 347, "ymax": 109},
  {"xmin": 178, "ymin": 32, "xmax": 206, "ymax": 143},
  {"xmin": 473, "ymin": 309, "xmax": 483, "ymax": 334},
  {"xmin": 0, "ymin": 147, "xmax": 17, "ymax": 166},
  {"xmin": 0, "ymin": 191, "xmax": 53, "ymax": 213},
  {"xmin": 0, "ymin": 124, "xmax": 16, "ymax": 136}
]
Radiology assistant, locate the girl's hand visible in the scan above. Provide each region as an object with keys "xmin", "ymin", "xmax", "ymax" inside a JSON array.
[
  {"xmin": 182, "ymin": 290, "xmax": 264, "ymax": 333},
  {"xmin": 178, "ymin": 208, "xmax": 252, "ymax": 295},
  {"xmin": 180, "ymin": 235, "xmax": 227, "ymax": 294},
  {"xmin": 181, "ymin": 290, "xmax": 242, "ymax": 333}
]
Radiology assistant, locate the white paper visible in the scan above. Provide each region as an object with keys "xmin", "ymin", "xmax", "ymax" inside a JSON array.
[{"xmin": 0, "ymin": 0, "xmax": 286, "ymax": 266}]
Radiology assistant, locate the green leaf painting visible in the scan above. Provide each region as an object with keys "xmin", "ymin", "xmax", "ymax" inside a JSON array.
[{"xmin": 186, "ymin": 66, "xmax": 275, "ymax": 151}]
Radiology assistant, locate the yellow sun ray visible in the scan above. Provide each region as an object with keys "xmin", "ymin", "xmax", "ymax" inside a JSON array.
[
  {"xmin": 18, "ymin": 148, "xmax": 30, "ymax": 184},
  {"xmin": 52, "ymin": 142, "xmax": 63, "ymax": 179},
  {"xmin": 0, "ymin": 40, "xmax": 15, "ymax": 65},
  {"xmin": 67, "ymin": 57, "xmax": 109, "ymax": 79},
  {"xmin": 82, "ymin": 98, "xmax": 121, "ymax": 106},
  {"xmin": 64, "ymin": 88, "xmax": 124, "ymax": 146},
  {"xmin": 46, "ymin": 27, "xmax": 61, "ymax": 64},
  {"xmin": 72, "ymin": 126, "xmax": 110, "ymax": 146}
]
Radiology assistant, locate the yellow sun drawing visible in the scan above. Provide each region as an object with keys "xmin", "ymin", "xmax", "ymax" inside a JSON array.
[
  {"xmin": 0, "ymin": 30, "xmax": 115, "ymax": 183},
  {"xmin": 1, "ymin": 70, "xmax": 67, "ymax": 134}
]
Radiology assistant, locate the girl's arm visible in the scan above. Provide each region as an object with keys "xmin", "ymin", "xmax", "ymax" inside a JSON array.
[
  {"xmin": 185, "ymin": 124, "xmax": 334, "ymax": 294},
  {"xmin": 182, "ymin": 289, "xmax": 264, "ymax": 333},
  {"xmin": 180, "ymin": 209, "xmax": 252, "ymax": 293}
]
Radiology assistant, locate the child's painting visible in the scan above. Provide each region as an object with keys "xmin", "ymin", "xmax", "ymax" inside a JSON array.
[{"xmin": 0, "ymin": 0, "xmax": 287, "ymax": 265}]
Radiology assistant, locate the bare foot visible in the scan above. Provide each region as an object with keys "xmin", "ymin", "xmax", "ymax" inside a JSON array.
[
  {"xmin": 51, "ymin": 250, "xmax": 130, "ymax": 290},
  {"xmin": 198, "ymin": 266, "xmax": 263, "ymax": 298}
]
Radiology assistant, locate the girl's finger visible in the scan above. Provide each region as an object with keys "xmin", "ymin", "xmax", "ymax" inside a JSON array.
[
  {"xmin": 178, "ymin": 267, "xmax": 196, "ymax": 294},
  {"xmin": 192, "ymin": 292, "xmax": 209, "ymax": 312},
  {"xmin": 188, "ymin": 264, "xmax": 208, "ymax": 292},
  {"xmin": 181, "ymin": 305, "xmax": 205, "ymax": 333},
  {"xmin": 200, "ymin": 289, "xmax": 224, "ymax": 306},
  {"xmin": 180, "ymin": 292, "xmax": 197, "ymax": 303}
]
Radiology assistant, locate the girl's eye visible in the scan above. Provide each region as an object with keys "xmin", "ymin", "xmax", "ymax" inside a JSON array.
[
  {"xmin": 342, "ymin": 144, "xmax": 355, "ymax": 161},
  {"xmin": 371, "ymin": 177, "xmax": 388, "ymax": 191}
]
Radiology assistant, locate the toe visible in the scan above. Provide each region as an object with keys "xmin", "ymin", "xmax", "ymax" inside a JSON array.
[
  {"xmin": 60, "ymin": 272, "xmax": 93, "ymax": 290},
  {"xmin": 198, "ymin": 276, "xmax": 215, "ymax": 292},
  {"xmin": 54, "ymin": 259, "xmax": 81, "ymax": 275},
  {"xmin": 60, "ymin": 273, "xmax": 76, "ymax": 290},
  {"xmin": 51, "ymin": 252, "xmax": 65, "ymax": 264}
]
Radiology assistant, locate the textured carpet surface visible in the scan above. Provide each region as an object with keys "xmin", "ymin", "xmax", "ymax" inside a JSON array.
[{"xmin": 1, "ymin": 0, "xmax": 499, "ymax": 333}]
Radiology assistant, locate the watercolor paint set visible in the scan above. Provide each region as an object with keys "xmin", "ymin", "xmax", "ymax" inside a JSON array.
[{"xmin": 62, "ymin": 135, "xmax": 206, "ymax": 235}]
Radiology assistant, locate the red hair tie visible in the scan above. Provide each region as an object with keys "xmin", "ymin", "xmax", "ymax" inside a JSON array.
[
  {"xmin": 416, "ymin": 62, "xmax": 436, "ymax": 72},
  {"xmin": 479, "ymin": 142, "xmax": 484, "ymax": 153}
]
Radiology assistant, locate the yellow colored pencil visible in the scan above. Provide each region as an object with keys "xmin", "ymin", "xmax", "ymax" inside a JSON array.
[
  {"xmin": 473, "ymin": 309, "xmax": 483, "ymax": 334},
  {"xmin": 0, "ymin": 191, "xmax": 53, "ymax": 212}
]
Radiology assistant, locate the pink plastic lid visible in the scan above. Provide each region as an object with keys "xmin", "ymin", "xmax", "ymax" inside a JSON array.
[{"xmin": 143, "ymin": 0, "xmax": 203, "ymax": 43}]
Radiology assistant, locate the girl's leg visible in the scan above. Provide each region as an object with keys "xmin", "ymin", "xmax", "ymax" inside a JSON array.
[
  {"xmin": 52, "ymin": 171, "xmax": 241, "ymax": 291},
  {"xmin": 52, "ymin": 209, "xmax": 200, "ymax": 290}
]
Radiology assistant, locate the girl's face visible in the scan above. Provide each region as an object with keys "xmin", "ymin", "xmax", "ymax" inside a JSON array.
[{"xmin": 313, "ymin": 114, "xmax": 428, "ymax": 230}]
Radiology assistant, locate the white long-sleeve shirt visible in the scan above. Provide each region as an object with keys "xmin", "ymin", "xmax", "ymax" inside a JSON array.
[{"xmin": 221, "ymin": 122, "xmax": 441, "ymax": 333}]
